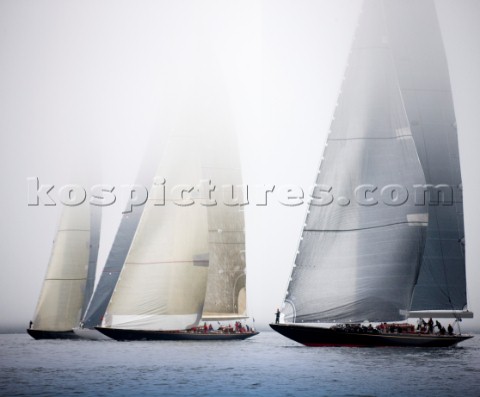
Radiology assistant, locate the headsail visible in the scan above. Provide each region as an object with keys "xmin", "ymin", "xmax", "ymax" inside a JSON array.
[
  {"xmin": 81, "ymin": 205, "xmax": 101, "ymax": 319},
  {"xmin": 31, "ymin": 204, "xmax": 98, "ymax": 331},
  {"xmin": 384, "ymin": 0, "xmax": 467, "ymax": 314},
  {"xmin": 102, "ymin": 135, "xmax": 210, "ymax": 331},
  {"xmin": 80, "ymin": 138, "xmax": 160, "ymax": 329},
  {"xmin": 283, "ymin": 0, "xmax": 428, "ymax": 323}
]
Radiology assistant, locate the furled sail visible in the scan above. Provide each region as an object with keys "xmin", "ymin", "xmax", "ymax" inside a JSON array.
[
  {"xmin": 31, "ymin": 204, "xmax": 98, "ymax": 331},
  {"xmin": 102, "ymin": 135, "xmax": 210, "ymax": 331},
  {"xmin": 283, "ymin": 0, "xmax": 428, "ymax": 323},
  {"xmin": 201, "ymin": 118, "xmax": 247, "ymax": 321},
  {"xmin": 384, "ymin": 0, "xmax": 467, "ymax": 313}
]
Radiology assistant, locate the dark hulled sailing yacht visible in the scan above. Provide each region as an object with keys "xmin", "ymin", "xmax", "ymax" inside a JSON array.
[
  {"xmin": 271, "ymin": 0, "xmax": 473, "ymax": 347},
  {"xmin": 27, "ymin": 204, "xmax": 101, "ymax": 340},
  {"xmin": 95, "ymin": 85, "xmax": 258, "ymax": 342}
]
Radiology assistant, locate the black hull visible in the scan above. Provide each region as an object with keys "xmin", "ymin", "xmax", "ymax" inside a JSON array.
[
  {"xmin": 27, "ymin": 329, "xmax": 80, "ymax": 340},
  {"xmin": 270, "ymin": 324, "xmax": 473, "ymax": 347},
  {"xmin": 95, "ymin": 327, "xmax": 259, "ymax": 341}
]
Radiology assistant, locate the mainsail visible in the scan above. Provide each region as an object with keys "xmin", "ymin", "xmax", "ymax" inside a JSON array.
[
  {"xmin": 384, "ymin": 0, "xmax": 467, "ymax": 314},
  {"xmin": 201, "ymin": 118, "xmax": 248, "ymax": 321},
  {"xmin": 283, "ymin": 0, "xmax": 429, "ymax": 323},
  {"xmin": 31, "ymin": 204, "xmax": 100, "ymax": 332}
]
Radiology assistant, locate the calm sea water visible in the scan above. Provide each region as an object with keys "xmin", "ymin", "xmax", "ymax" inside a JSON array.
[{"xmin": 1, "ymin": 331, "xmax": 479, "ymax": 396}]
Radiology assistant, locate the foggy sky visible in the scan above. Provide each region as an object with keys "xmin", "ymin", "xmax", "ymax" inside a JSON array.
[{"xmin": 0, "ymin": 0, "xmax": 479, "ymax": 332}]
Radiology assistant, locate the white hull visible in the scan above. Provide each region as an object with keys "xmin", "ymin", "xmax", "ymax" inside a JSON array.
[{"xmin": 73, "ymin": 327, "xmax": 111, "ymax": 340}]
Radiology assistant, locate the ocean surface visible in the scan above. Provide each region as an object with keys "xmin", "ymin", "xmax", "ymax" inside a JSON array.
[{"xmin": 1, "ymin": 331, "xmax": 480, "ymax": 396}]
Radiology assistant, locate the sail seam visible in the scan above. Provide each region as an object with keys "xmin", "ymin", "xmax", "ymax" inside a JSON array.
[
  {"xmin": 329, "ymin": 135, "xmax": 412, "ymax": 141},
  {"xmin": 304, "ymin": 220, "xmax": 427, "ymax": 233},
  {"xmin": 45, "ymin": 278, "xmax": 87, "ymax": 281},
  {"xmin": 402, "ymin": 88, "xmax": 451, "ymax": 94},
  {"xmin": 125, "ymin": 260, "xmax": 209, "ymax": 265},
  {"xmin": 57, "ymin": 229, "xmax": 90, "ymax": 232},
  {"xmin": 208, "ymin": 242, "xmax": 243, "ymax": 245},
  {"xmin": 208, "ymin": 230, "xmax": 243, "ymax": 232}
]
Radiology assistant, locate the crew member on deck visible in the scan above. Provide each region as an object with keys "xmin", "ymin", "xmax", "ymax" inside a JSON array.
[
  {"xmin": 275, "ymin": 309, "xmax": 280, "ymax": 324},
  {"xmin": 417, "ymin": 318, "xmax": 425, "ymax": 331},
  {"xmin": 428, "ymin": 318, "xmax": 434, "ymax": 334},
  {"xmin": 447, "ymin": 324, "xmax": 454, "ymax": 335}
]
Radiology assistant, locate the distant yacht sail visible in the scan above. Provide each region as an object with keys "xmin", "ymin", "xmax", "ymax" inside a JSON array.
[
  {"xmin": 27, "ymin": 204, "xmax": 101, "ymax": 340},
  {"xmin": 271, "ymin": 0, "xmax": 473, "ymax": 347},
  {"xmin": 74, "ymin": 207, "xmax": 144, "ymax": 340},
  {"xmin": 81, "ymin": 205, "xmax": 101, "ymax": 318},
  {"xmin": 202, "ymin": 122, "xmax": 248, "ymax": 323},
  {"xmin": 74, "ymin": 138, "xmax": 160, "ymax": 340},
  {"xmin": 97, "ymin": 134, "xmax": 212, "ymax": 335}
]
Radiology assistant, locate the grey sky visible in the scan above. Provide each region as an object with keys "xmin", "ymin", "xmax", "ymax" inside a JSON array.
[{"xmin": 0, "ymin": 0, "xmax": 478, "ymax": 331}]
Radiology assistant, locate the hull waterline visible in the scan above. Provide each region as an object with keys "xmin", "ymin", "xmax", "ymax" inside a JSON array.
[
  {"xmin": 72, "ymin": 327, "xmax": 111, "ymax": 340},
  {"xmin": 27, "ymin": 329, "xmax": 80, "ymax": 340},
  {"xmin": 270, "ymin": 324, "xmax": 473, "ymax": 347},
  {"xmin": 95, "ymin": 327, "xmax": 258, "ymax": 341}
]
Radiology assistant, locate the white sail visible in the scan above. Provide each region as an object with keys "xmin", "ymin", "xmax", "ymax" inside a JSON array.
[
  {"xmin": 283, "ymin": 0, "xmax": 428, "ymax": 323},
  {"xmin": 282, "ymin": 0, "xmax": 469, "ymax": 324},
  {"xmin": 103, "ymin": 135, "xmax": 210, "ymax": 331},
  {"xmin": 81, "ymin": 204, "xmax": 101, "ymax": 318},
  {"xmin": 31, "ymin": 205, "xmax": 94, "ymax": 331}
]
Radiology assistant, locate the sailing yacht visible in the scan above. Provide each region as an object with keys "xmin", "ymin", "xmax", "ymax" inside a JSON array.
[
  {"xmin": 271, "ymin": 0, "xmax": 473, "ymax": 347},
  {"xmin": 27, "ymin": 204, "xmax": 101, "ymax": 340},
  {"xmin": 96, "ymin": 99, "xmax": 257, "ymax": 341}
]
